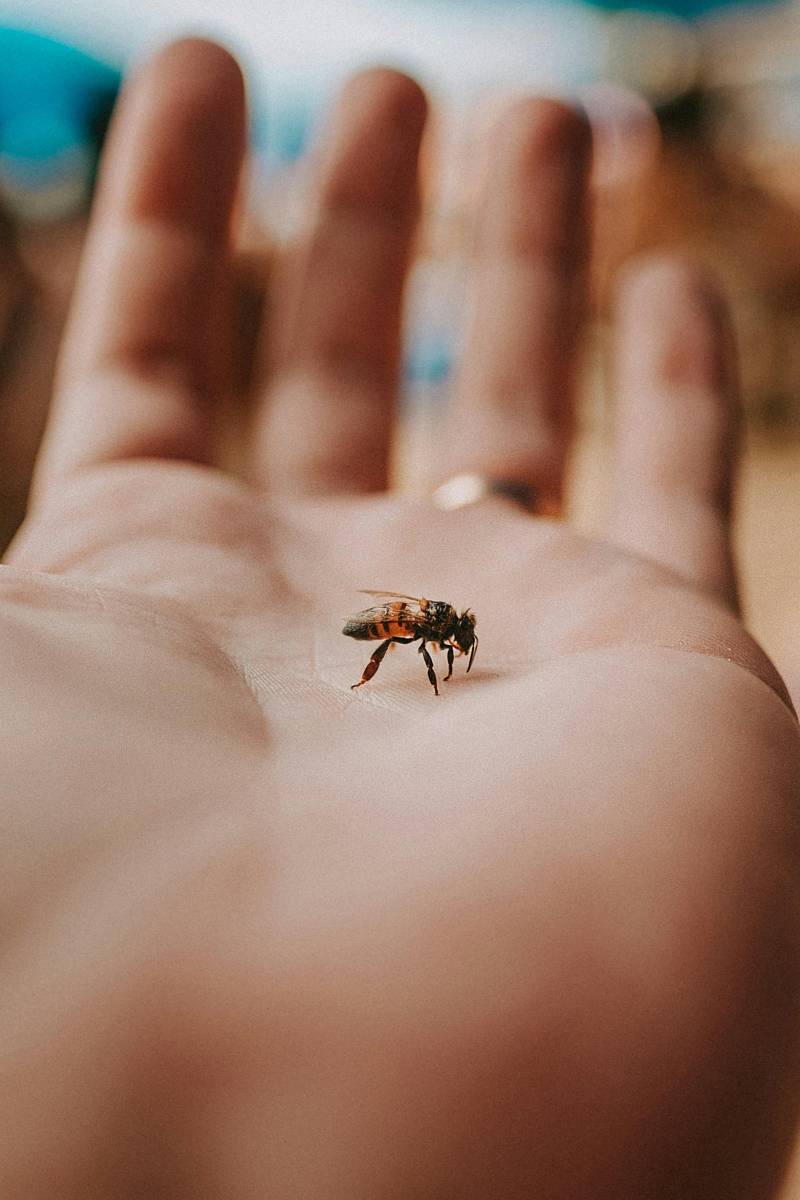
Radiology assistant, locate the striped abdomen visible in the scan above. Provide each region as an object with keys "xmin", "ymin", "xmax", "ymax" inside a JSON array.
[
  {"xmin": 342, "ymin": 617, "xmax": 418, "ymax": 641},
  {"xmin": 342, "ymin": 600, "xmax": 422, "ymax": 641}
]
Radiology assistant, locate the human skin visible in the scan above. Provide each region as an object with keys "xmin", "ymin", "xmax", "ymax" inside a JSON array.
[{"xmin": 0, "ymin": 38, "xmax": 799, "ymax": 1200}]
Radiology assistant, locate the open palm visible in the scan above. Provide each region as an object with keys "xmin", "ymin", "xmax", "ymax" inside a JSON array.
[{"xmin": 2, "ymin": 39, "xmax": 799, "ymax": 1200}]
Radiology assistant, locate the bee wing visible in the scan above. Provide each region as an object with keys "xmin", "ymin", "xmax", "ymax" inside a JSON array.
[
  {"xmin": 358, "ymin": 590, "xmax": 422, "ymax": 602},
  {"xmin": 346, "ymin": 598, "xmax": 427, "ymax": 628},
  {"xmin": 359, "ymin": 601, "xmax": 423, "ymax": 621},
  {"xmin": 352, "ymin": 604, "xmax": 394, "ymax": 621}
]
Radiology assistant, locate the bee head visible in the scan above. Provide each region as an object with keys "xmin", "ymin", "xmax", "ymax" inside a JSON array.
[{"xmin": 453, "ymin": 609, "xmax": 478, "ymax": 671}]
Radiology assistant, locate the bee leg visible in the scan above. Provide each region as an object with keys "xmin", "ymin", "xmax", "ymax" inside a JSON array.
[
  {"xmin": 351, "ymin": 637, "xmax": 415, "ymax": 690},
  {"xmin": 351, "ymin": 639, "xmax": 392, "ymax": 689},
  {"xmin": 418, "ymin": 641, "xmax": 439, "ymax": 696},
  {"xmin": 444, "ymin": 645, "xmax": 455, "ymax": 681}
]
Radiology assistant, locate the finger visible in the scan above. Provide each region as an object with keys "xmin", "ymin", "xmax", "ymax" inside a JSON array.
[
  {"xmin": 32, "ymin": 38, "xmax": 246, "ymax": 500},
  {"xmin": 607, "ymin": 257, "xmax": 741, "ymax": 610},
  {"xmin": 438, "ymin": 99, "xmax": 592, "ymax": 512},
  {"xmin": 254, "ymin": 68, "xmax": 427, "ymax": 494}
]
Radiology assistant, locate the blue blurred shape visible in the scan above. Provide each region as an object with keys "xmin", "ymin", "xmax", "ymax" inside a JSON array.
[
  {"xmin": 405, "ymin": 331, "xmax": 452, "ymax": 386},
  {"xmin": 0, "ymin": 26, "xmax": 121, "ymax": 221},
  {"xmin": 587, "ymin": 0, "xmax": 778, "ymax": 16},
  {"xmin": 254, "ymin": 87, "xmax": 320, "ymax": 174},
  {"xmin": 402, "ymin": 0, "xmax": 781, "ymax": 19}
]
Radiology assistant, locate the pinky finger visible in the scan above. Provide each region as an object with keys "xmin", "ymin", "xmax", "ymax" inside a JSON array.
[{"xmin": 607, "ymin": 257, "xmax": 741, "ymax": 611}]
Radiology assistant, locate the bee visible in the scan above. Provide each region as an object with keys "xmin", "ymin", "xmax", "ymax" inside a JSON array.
[{"xmin": 343, "ymin": 591, "xmax": 478, "ymax": 696}]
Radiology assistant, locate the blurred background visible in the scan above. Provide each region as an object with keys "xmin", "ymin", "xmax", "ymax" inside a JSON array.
[
  {"xmin": 0, "ymin": 1, "xmax": 799, "ymax": 1193},
  {"xmin": 0, "ymin": 0, "xmax": 797, "ymax": 676}
]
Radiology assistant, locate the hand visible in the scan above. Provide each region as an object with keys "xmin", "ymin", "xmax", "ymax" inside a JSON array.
[{"xmin": 1, "ymin": 39, "xmax": 798, "ymax": 1200}]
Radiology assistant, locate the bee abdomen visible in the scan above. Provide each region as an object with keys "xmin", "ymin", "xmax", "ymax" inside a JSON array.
[
  {"xmin": 343, "ymin": 619, "xmax": 414, "ymax": 640},
  {"xmin": 342, "ymin": 619, "xmax": 373, "ymax": 640}
]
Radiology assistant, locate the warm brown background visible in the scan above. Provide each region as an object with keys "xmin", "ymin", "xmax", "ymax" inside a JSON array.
[{"xmin": 570, "ymin": 427, "xmax": 800, "ymax": 704}]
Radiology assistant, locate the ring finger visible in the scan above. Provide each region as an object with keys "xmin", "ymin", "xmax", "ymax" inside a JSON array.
[{"xmin": 436, "ymin": 99, "xmax": 592, "ymax": 514}]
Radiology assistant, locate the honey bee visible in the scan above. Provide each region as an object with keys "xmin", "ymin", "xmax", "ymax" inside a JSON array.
[{"xmin": 343, "ymin": 591, "xmax": 478, "ymax": 696}]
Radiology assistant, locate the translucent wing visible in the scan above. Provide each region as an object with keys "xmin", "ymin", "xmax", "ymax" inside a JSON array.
[
  {"xmin": 351, "ymin": 604, "xmax": 394, "ymax": 621},
  {"xmin": 353, "ymin": 600, "xmax": 423, "ymax": 623},
  {"xmin": 358, "ymin": 589, "xmax": 422, "ymax": 602},
  {"xmin": 343, "ymin": 596, "xmax": 425, "ymax": 639}
]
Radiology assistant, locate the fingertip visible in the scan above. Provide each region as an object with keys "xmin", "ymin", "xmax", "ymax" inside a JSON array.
[
  {"xmin": 149, "ymin": 36, "xmax": 244, "ymax": 86},
  {"xmin": 339, "ymin": 66, "xmax": 429, "ymax": 135},
  {"xmin": 107, "ymin": 37, "xmax": 247, "ymax": 235},
  {"xmin": 313, "ymin": 65, "xmax": 428, "ymax": 228},
  {"xmin": 320, "ymin": 66, "xmax": 428, "ymax": 211},
  {"xmin": 127, "ymin": 37, "xmax": 246, "ymax": 133},
  {"xmin": 499, "ymin": 96, "xmax": 592, "ymax": 170},
  {"xmin": 615, "ymin": 254, "xmax": 727, "ymax": 331},
  {"xmin": 615, "ymin": 254, "xmax": 738, "ymax": 397},
  {"xmin": 480, "ymin": 96, "xmax": 592, "ymax": 263}
]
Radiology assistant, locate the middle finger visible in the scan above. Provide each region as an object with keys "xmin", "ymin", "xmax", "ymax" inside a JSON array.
[{"xmin": 253, "ymin": 68, "xmax": 427, "ymax": 495}]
